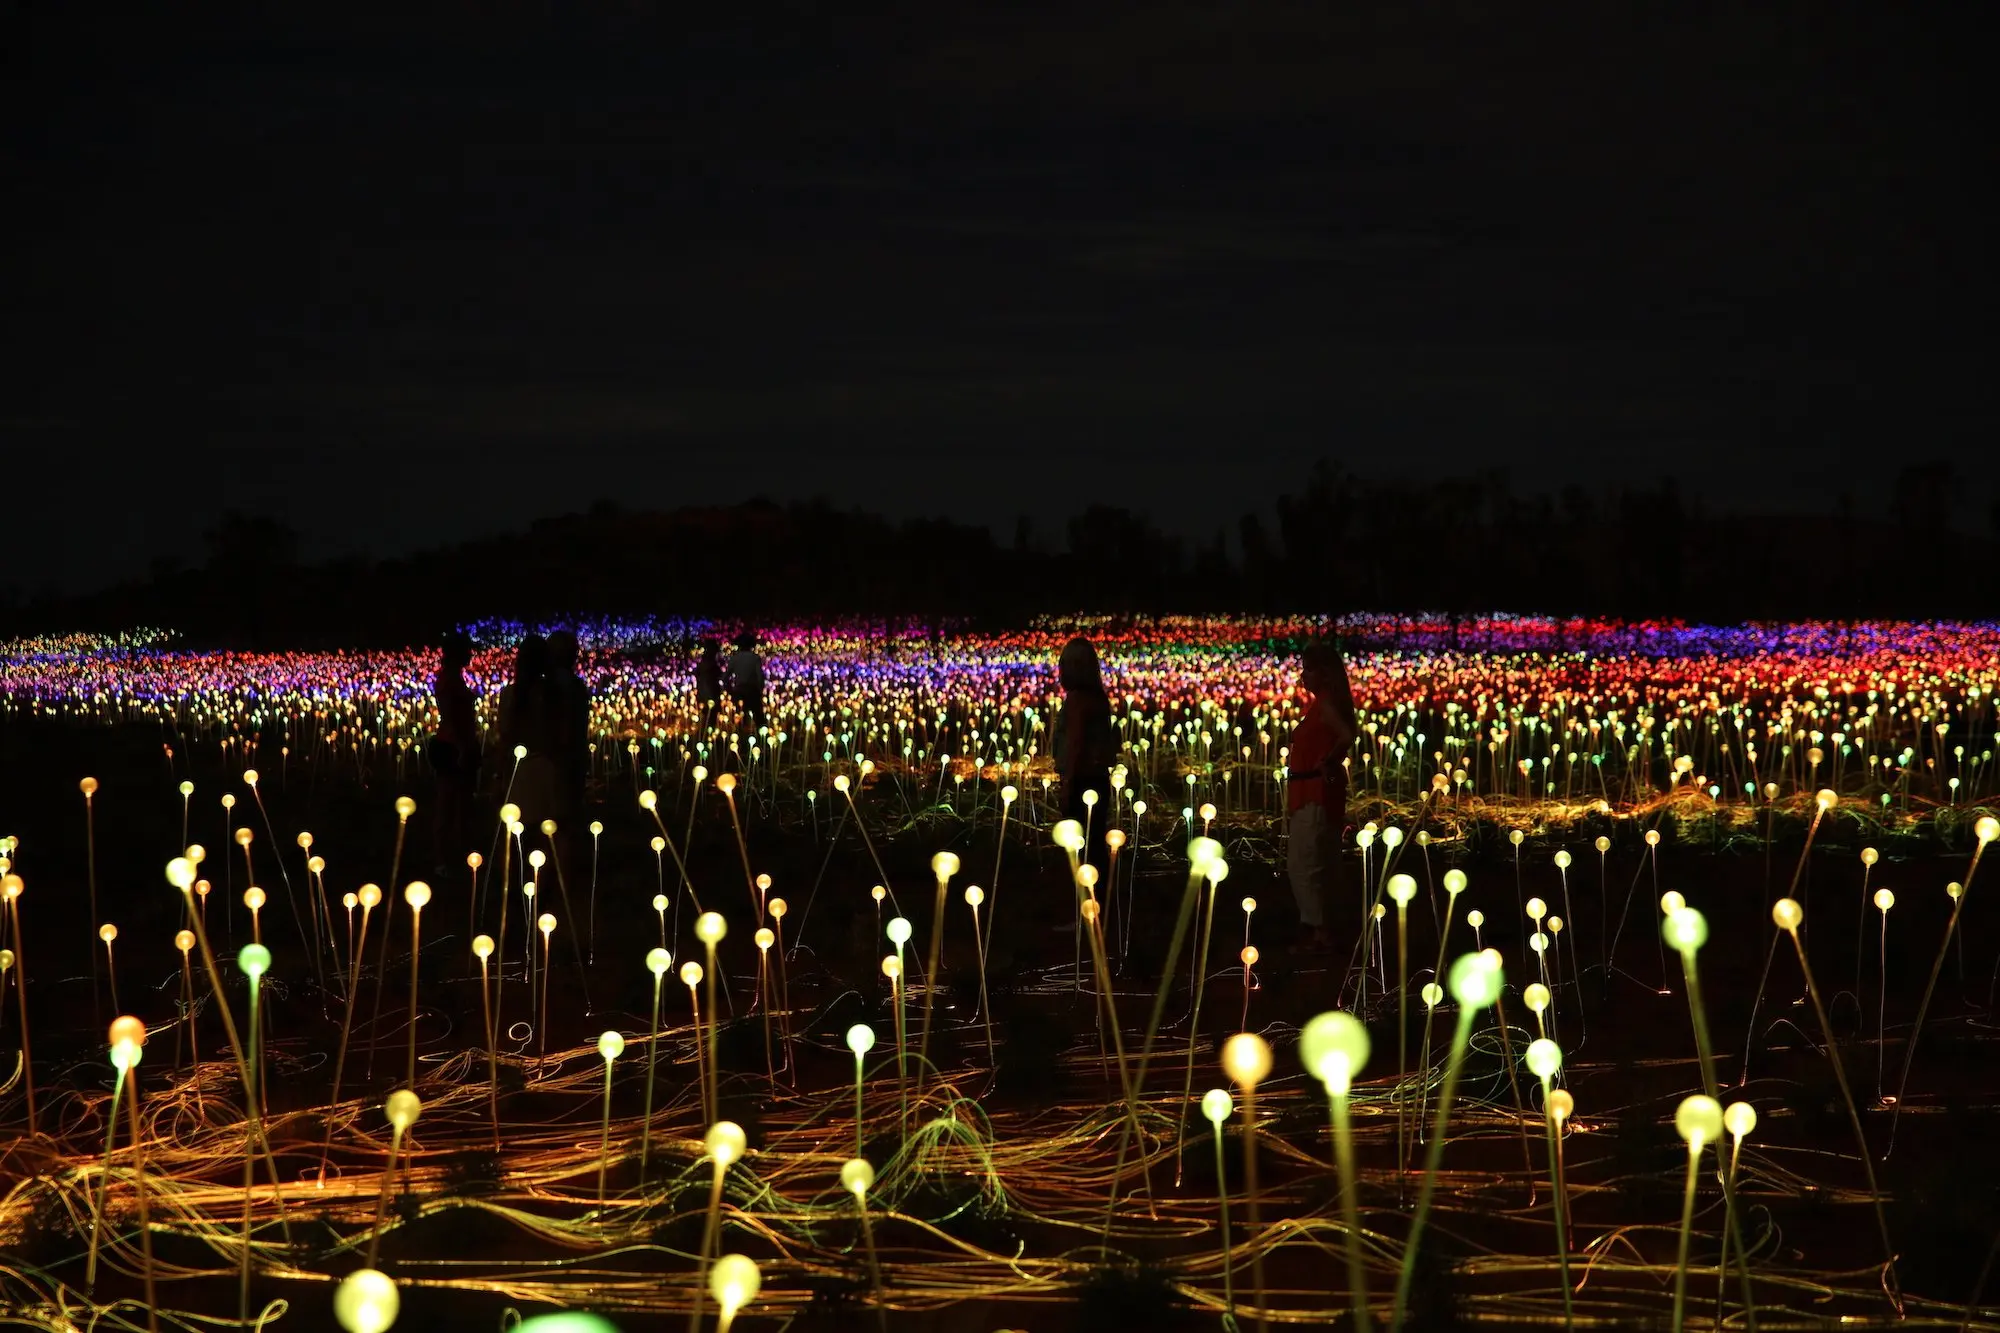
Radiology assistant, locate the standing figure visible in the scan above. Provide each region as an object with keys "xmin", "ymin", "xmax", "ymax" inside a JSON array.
[
  {"xmin": 695, "ymin": 638, "xmax": 725, "ymax": 732},
  {"xmin": 727, "ymin": 631, "xmax": 766, "ymax": 731},
  {"xmin": 429, "ymin": 630, "xmax": 481, "ymax": 876},
  {"xmin": 1057, "ymin": 635, "xmax": 1116, "ymax": 879},
  {"xmin": 1286, "ymin": 640, "xmax": 1357, "ymax": 954},
  {"xmin": 496, "ymin": 634, "xmax": 558, "ymax": 828}
]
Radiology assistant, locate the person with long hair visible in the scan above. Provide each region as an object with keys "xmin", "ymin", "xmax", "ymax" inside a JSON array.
[
  {"xmin": 1057, "ymin": 635, "xmax": 1116, "ymax": 876},
  {"xmin": 1286, "ymin": 640, "xmax": 1357, "ymax": 954}
]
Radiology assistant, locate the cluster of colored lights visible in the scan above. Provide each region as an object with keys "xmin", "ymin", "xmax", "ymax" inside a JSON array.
[{"xmin": 4, "ymin": 616, "xmax": 1996, "ymax": 816}]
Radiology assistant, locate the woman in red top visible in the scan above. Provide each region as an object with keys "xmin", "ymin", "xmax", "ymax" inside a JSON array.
[{"xmin": 1287, "ymin": 641, "xmax": 1357, "ymax": 953}]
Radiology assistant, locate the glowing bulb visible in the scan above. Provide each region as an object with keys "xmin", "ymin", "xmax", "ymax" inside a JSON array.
[
  {"xmin": 1663, "ymin": 906, "xmax": 1707, "ymax": 952},
  {"xmin": 1873, "ymin": 887, "xmax": 1895, "ymax": 912},
  {"xmin": 1525, "ymin": 1038, "xmax": 1562, "ymax": 1081},
  {"xmin": 589, "ymin": 821, "xmax": 604, "ymax": 836},
  {"xmin": 1772, "ymin": 898, "xmax": 1803, "ymax": 932},
  {"xmin": 846, "ymin": 1023, "xmax": 876, "ymax": 1056},
  {"xmin": 653, "ymin": 893, "xmax": 668, "ymax": 913},
  {"xmin": 1187, "ymin": 836, "xmax": 1223, "ymax": 869},
  {"xmin": 871, "ymin": 885, "xmax": 885, "ymax": 904},
  {"xmin": 1201, "ymin": 1088, "xmax": 1234, "ymax": 1124},
  {"xmin": 1594, "ymin": 836, "xmax": 1610, "ymax": 853},
  {"xmin": 696, "ymin": 912, "xmax": 728, "ymax": 945},
  {"xmin": 538, "ymin": 912, "xmax": 557, "ymax": 937},
  {"xmin": 841, "ymin": 1158, "xmax": 876, "ymax": 1196},
  {"xmin": 647, "ymin": 947, "xmax": 671, "ymax": 976},
  {"xmin": 1548, "ymin": 1089, "xmax": 1574, "ymax": 1124},
  {"xmin": 881, "ymin": 955, "xmax": 902, "ymax": 981},
  {"xmin": 769, "ymin": 897, "xmax": 787, "ymax": 919},
  {"xmin": 176, "ymin": 928, "xmax": 195, "ymax": 952},
  {"xmin": 1675, "ymin": 1094, "xmax": 1723, "ymax": 1148},
  {"xmin": 1298, "ymin": 1010, "xmax": 1369, "ymax": 1093},
  {"xmin": 499, "ymin": 803, "xmax": 521, "ymax": 825},
  {"xmin": 1724, "ymin": 1101, "xmax": 1757, "ymax": 1139},
  {"xmin": 1221, "ymin": 1032, "xmax": 1272, "ymax": 1088},
  {"xmin": 964, "ymin": 885, "xmax": 985, "ymax": 908},
  {"xmin": 1979, "ymin": 816, "xmax": 1999, "ymax": 844},
  {"xmin": 404, "ymin": 881, "xmax": 431, "ymax": 910},
  {"xmin": 164, "ymin": 857, "xmax": 196, "ymax": 891},
  {"xmin": 333, "ymin": 1268, "xmax": 399, "ymax": 1333},
  {"xmin": 237, "ymin": 943, "xmax": 270, "ymax": 978},
  {"xmin": 1077, "ymin": 865, "xmax": 1099, "ymax": 891},
  {"xmin": 1659, "ymin": 890, "xmax": 1685, "ymax": 914},
  {"xmin": 706, "ymin": 1120, "xmax": 746, "ymax": 1167},
  {"xmin": 1523, "ymin": 982, "xmax": 1550, "ymax": 1014},
  {"xmin": 716, "ymin": 773, "xmax": 737, "ymax": 794},
  {"xmin": 359, "ymin": 884, "xmax": 382, "ymax": 909},
  {"xmin": 1448, "ymin": 951, "xmax": 1503, "ymax": 1009},
  {"xmin": 395, "ymin": 796, "xmax": 416, "ymax": 821},
  {"xmin": 1526, "ymin": 897, "xmax": 1546, "ymax": 921},
  {"xmin": 1645, "ymin": 830, "xmax": 1661, "ymax": 847},
  {"xmin": 931, "ymin": 851, "xmax": 960, "ymax": 879},
  {"xmin": 681, "ymin": 961, "xmax": 703, "ymax": 986},
  {"xmin": 1466, "ymin": 909, "xmax": 1485, "ymax": 929},
  {"xmin": 1861, "ymin": 847, "xmax": 1879, "ymax": 867},
  {"xmin": 1388, "ymin": 873, "xmax": 1416, "ymax": 905},
  {"xmin": 1443, "ymin": 869, "xmax": 1467, "ymax": 894},
  {"xmin": 886, "ymin": 917, "xmax": 912, "ymax": 947},
  {"xmin": 1052, "ymin": 820, "xmax": 1084, "ymax": 853},
  {"xmin": 597, "ymin": 1030, "xmax": 625, "ymax": 1062},
  {"xmin": 385, "ymin": 1089, "xmax": 422, "ymax": 1131},
  {"xmin": 639, "ymin": 790, "xmax": 657, "ymax": 811},
  {"xmin": 1421, "ymin": 982, "xmax": 1443, "ymax": 1008},
  {"xmin": 1206, "ymin": 858, "xmax": 1230, "ymax": 885},
  {"xmin": 708, "ymin": 1253, "xmax": 760, "ymax": 1318},
  {"xmin": 473, "ymin": 934, "xmax": 494, "ymax": 961},
  {"xmin": 244, "ymin": 886, "xmax": 266, "ymax": 913},
  {"xmin": 243, "ymin": 769, "xmax": 259, "ymax": 787},
  {"xmin": 99, "ymin": 923, "xmax": 118, "ymax": 944}
]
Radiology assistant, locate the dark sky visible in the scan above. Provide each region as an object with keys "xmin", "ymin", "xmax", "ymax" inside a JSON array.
[{"xmin": 3, "ymin": 4, "xmax": 1988, "ymax": 596}]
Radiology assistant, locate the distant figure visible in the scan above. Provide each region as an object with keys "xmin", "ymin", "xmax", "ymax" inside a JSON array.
[
  {"xmin": 727, "ymin": 630, "xmax": 766, "ymax": 730},
  {"xmin": 1286, "ymin": 640, "xmax": 1358, "ymax": 955},
  {"xmin": 545, "ymin": 630, "xmax": 591, "ymax": 828},
  {"xmin": 1057, "ymin": 635, "xmax": 1116, "ymax": 876},
  {"xmin": 695, "ymin": 638, "xmax": 725, "ymax": 731},
  {"xmin": 428, "ymin": 630, "xmax": 480, "ymax": 874},
  {"xmin": 496, "ymin": 634, "xmax": 558, "ymax": 827}
]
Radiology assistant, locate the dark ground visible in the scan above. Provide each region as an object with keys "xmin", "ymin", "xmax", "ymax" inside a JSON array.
[{"xmin": 3, "ymin": 711, "xmax": 1998, "ymax": 1330}]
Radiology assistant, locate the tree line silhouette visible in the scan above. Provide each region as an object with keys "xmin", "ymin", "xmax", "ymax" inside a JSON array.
[{"xmin": 13, "ymin": 461, "xmax": 1993, "ymax": 649}]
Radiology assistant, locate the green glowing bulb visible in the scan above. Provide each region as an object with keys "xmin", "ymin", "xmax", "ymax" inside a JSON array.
[
  {"xmin": 1524, "ymin": 1038, "xmax": 1561, "ymax": 1081},
  {"xmin": 237, "ymin": 943, "xmax": 271, "ymax": 979},
  {"xmin": 1447, "ymin": 951, "xmax": 1503, "ymax": 1009},
  {"xmin": 846, "ymin": 1023, "xmax": 876, "ymax": 1056},
  {"xmin": 1200, "ymin": 1088, "xmax": 1233, "ymax": 1124},
  {"xmin": 1298, "ymin": 1010, "xmax": 1370, "ymax": 1094},
  {"xmin": 1663, "ymin": 906, "xmax": 1708, "ymax": 952}
]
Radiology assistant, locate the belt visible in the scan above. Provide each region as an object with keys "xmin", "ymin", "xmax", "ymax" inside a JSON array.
[{"xmin": 1289, "ymin": 766, "xmax": 1325, "ymax": 780}]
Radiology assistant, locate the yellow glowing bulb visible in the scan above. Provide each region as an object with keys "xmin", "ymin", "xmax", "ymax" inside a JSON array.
[
  {"xmin": 696, "ymin": 912, "xmax": 727, "ymax": 945},
  {"xmin": 404, "ymin": 881, "xmax": 431, "ymax": 910},
  {"xmin": 681, "ymin": 961, "xmax": 703, "ymax": 986},
  {"xmin": 395, "ymin": 796, "xmax": 416, "ymax": 820},
  {"xmin": 1772, "ymin": 898, "xmax": 1803, "ymax": 931},
  {"xmin": 473, "ymin": 934, "xmax": 494, "ymax": 960},
  {"xmin": 1221, "ymin": 1032, "xmax": 1273, "ymax": 1088},
  {"xmin": 597, "ymin": 1030, "xmax": 625, "ymax": 1061}
]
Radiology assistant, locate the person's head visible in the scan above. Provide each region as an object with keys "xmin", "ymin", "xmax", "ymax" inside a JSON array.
[
  {"xmin": 699, "ymin": 638, "xmax": 720, "ymax": 660},
  {"xmin": 547, "ymin": 630, "xmax": 578, "ymax": 674},
  {"xmin": 1300, "ymin": 641, "xmax": 1345, "ymax": 697},
  {"xmin": 1058, "ymin": 636, "xmax": 1103, "ymax": 694},
  {"xmin": 515, "ymin": 634, "xmax": 548, "ymax": 684},
  {"xmin": 733, "ymin": 630, "xmax": 756, "ymax": 651},
  {"xmin": 441, "ymin": 631, "xmax": 472, "ymax": 671}
]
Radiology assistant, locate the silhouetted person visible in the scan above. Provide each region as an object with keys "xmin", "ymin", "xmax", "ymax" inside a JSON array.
[
  {"xmin": 429, "ymin": 630, "xmax": 480, "ymax": 876},
  {"xmin": 1286, "ymin": 640, "xmax": 1357, "ymax": 955},
  {"xmin": 696, "ymin": 638, "xmax": 724, "ymax": 731},
  {"xmin": 728, "ymin": 630, "xmax": 766, "ymax": 730},
  {"xmin": 1057, "ymin": 635, "xmax": 1115, "ymax": 878},
  {"xmin": 496, "ymin": 634, "xmax": 558, "ymax": 828},
  {"xmin": 545, "ymin": 630, "xmax": 590, "ymax": 830}
]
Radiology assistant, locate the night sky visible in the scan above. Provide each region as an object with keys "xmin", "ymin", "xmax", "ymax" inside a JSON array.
[{"xmin": 4, "ymin": 5, "xmax": 1987, "ymax": 596}]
